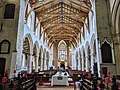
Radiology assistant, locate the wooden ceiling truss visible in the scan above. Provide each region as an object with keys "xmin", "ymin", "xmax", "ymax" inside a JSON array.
[{"xmin": 29, "ymin": 0, "xmax": 91, "ymax": 47}]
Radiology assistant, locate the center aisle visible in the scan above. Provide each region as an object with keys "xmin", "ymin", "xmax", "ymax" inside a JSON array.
[
  {"xmin": 37, "ymin": 87, "xmax": 74, "ymax": 90},
  {"xmin": 37, "ymin": 70, "xmax": 75, "ymax": 90}
]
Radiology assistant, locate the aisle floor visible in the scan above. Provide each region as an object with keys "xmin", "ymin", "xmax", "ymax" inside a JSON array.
[{"xmin": 37, "ymin": 88, "xmax": 74, "ymax": 90}]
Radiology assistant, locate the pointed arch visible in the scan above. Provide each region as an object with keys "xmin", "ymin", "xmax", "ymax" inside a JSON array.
[
  {"xmin": 24, "ymin": 33, "xmax": 33, "ymax": 54},
  {"xmin": 34, "ymin": 41, "xmax": 39, "ymax": 56},
  {"xmin": 58, "ymin": 40, "xmax": 67, "ymax": 61},
  {"xmin": 101, "ymin": 41, "xmax": 113, "ymax": 63}
]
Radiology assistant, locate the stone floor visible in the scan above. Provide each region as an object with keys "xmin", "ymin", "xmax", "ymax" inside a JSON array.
[{"xmin": 37, "ymin": 87, "xmax": 74, "ymax": 90}]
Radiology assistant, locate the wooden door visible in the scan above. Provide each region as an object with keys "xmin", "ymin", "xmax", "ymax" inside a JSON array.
[{"xmin": 0, "ymin": 58, "xmax": 6, "ymax": 76}]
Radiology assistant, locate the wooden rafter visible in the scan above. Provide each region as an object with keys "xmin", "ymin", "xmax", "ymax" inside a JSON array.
[{"xmin": 29, "ymin": 0, "xmax": 91, "ymax": 47}]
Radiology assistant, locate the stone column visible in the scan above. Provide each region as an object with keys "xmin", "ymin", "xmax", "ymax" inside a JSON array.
[
  {"xmin": 78, "ymin": 51, "xmax": 80, "ymax": 70},
  {"xmin": 44, "ymin": 58, "xmax": 47, "ymax": 70},
  {"xmin": 85, "ymin": 55, "xmax": 89, "ymax": 72},
  {"xmin": 67, "ymin": 45, "xmax": 70, "ymax": 66},
  {"xmin": 96, "ymin": 38, "xmax": 101, "ymax": 77},
  {"xmin": 28, "ymin": 54, "xmax": 32, "ymax": 73},
  {"xmin": 22, "ymin": 52, "xmax": 25, "ymax": 67},
  {"xmin": 35, "ymin": 55, "xmax": 38, "ymax": 72},
  {"xmin": 43, "ymin": 58, "xmax": 45, "ymax": 70},
  {"xmin": 40, "ymin": 58, "xmax": 43, "ymax": 71},
  {"xmin": 81, "ymin": 53, "xmax": 84, "ymax": 71},
  {"xmin": 91, "ymin": 52, "xmax": 94, "ymax": 74},
  {"xmin": 10, "ymin": 51, "xmax": 17, "ymax": 78}
]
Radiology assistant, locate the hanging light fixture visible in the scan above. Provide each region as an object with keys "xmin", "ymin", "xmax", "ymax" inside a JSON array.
[{"xmin": 39, "ymin": 0, "xmax": 44, "ymax": 2}]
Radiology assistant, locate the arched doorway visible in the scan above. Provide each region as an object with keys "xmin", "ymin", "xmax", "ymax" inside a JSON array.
[{"xmin": 0, "ymin": 58, "xmax": 6, "ymax": 76}]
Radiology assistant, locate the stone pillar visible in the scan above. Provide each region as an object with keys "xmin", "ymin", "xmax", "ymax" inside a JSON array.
[
  {"xmin": 10, "ymin": 51, "xmax": 17, "ymax": 78},
  {"xmin": 81, "ymin": 53, "xmax": 84, "ymax": 71},
  {"xmin": 43, "ymin": 58, "xmax": 45, "ymax": 70},
  {"xmin": 85, "ymin": 55, "xmax": 89, "ymax": 72},
  {"xmin": 35, "ymin": 55, "xmax": 38, "ymax": 72},
  {"xmin": 78, "ymin": 51, "xmax": 80, "ymax": 70},
  {"xmin": 46, "ymin": 59, "xmax": 49, "ymax": 70},
  {"xmin": 67, "ymin": 45, "xmax": 70, "ymax": 66},
  {"xmin": 44, "ymin": 58, "xmax": 47, "ymax": 70},
  {"xmin": 22, "ymin": 53, "xmax": 25, "ymax": 67},
  {"xmin": 28, "ymin": 54, "xmax": 32, "ymax": 73},
  {"xmin": 40, "ymin": 58, "xmax": 43, "ymax": 71},
  {"xmin": 53, "ymin": 44, "xmax": 58, "ymax": 68},
  {"xmin": 96, "ymin": 38, "xmax": 101, "ymax": 77},
  {"xmin": 91, "ymin": 52, "xmax": 94, "ymax": 74}
]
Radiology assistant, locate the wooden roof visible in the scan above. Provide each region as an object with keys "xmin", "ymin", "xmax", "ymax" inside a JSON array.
[{"xmin": 29, "ymin": 0, "xmax": 91, "ymax": 47}]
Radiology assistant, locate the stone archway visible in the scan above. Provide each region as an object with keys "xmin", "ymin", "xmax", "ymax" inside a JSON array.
[{"xmin": 22, "ymin": 37, "xmax": 31, "ymax": 72}]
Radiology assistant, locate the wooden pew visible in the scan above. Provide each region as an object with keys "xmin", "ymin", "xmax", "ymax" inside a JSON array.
[{"xmin": 20, "ymin": 78, "xmax": 36, "ymax": 90}]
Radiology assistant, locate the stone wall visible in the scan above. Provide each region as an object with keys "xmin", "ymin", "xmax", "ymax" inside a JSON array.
[
  {"xmin": 95, "ymin": 0, "xmax": 116, "ymax": 75},
  {"xmin": 0, "ymin": 0, "xmax": 20, "ymax": 77}
]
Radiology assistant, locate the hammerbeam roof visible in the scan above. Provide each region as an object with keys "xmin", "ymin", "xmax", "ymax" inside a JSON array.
[{"xmin": 29, "ymin": 0, "xmax": 91, "ymax": 47}]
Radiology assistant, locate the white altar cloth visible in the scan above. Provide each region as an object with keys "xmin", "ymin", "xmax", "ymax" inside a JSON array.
[{"xmin": 51, "ymin": 71, "xmax": 69, "ymax": 86}]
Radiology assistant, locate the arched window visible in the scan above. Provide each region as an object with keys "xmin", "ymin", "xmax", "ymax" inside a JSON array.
[
  {"xmin": 4, "ymin": 4, "xmax": 15, "ymax": 19},
  {"xmin": 101, "ymin": 42, "xmax": 112, "ymax": 63},
  {"xmin": 58, "ymin": 40, "xmax": 67, "ymax": 61},
  {"xmin": 0, "ymin": 40, "xmax": 11, "ymax": 54}
]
